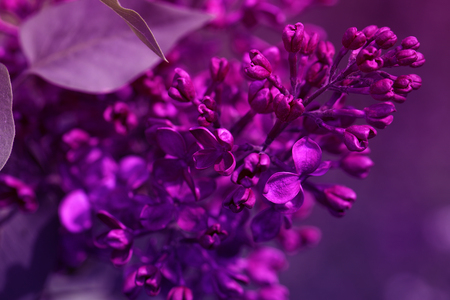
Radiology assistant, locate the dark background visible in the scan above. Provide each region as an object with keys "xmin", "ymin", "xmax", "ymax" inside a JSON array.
[{"xmin": 280, "ymin": 0, "xmax": 450, "ymax": 299}]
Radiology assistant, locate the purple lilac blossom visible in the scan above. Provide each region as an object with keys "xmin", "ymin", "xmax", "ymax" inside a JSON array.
[{"xmin": 0, "ymin": 0, "xmax": 429, "ymax": 299}]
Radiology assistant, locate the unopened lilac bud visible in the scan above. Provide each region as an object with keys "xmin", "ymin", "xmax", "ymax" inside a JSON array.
[
  {"xmin": 375, "ymin": 29, "xmax": 397, "ymax": 49},
  {"xmin": 362, "ymin": 25, "xmax": 378, "ymax": 40},
  {"xmin": 316, "ymin": 41, "xmax": 335, "ymax": 65},
  {"xmin": 197, "ymin": 96, "xmax": 217, "ymax": 126},
  {"xmin": 210, "ymin": 57, "xmax": 230, "ymax": 82},
  {"xmin": 300, "ymin": 32, "xmax": 319, "ymax": 55},
  {"xmin": 282, "ymin": 22, "xmax": 305, "ymax": 53},
  {"xmin": 306, "ymin": 62, "xmax": 329, "ymax": 87},
  {"xmin": 273, "ymin": 94, "xmax": 305, "ymax": 122},
  {"xmin": 223, "ymin": 186, "xmax": 256, "ymax": 213},
  {"xmin": 411, "ymin": 52, "xmax": 425, "ymax": 68},
  {"xmin": 343, "ymin": 125, "xmax": 377, "ymax": 152},
  {"xmin": 356, "ymin": 46, "xmax": 383, "ymax": 72},
  {"xmin": 369, "ymin": 78, "xmax": 395, "ymax": 101},
  {"xmin": 199, "ymin": 224, "xmax": 228, "ymax": 249},
  {"xmin": 214, "ymin": 128, "xmax": 234, "ymax": 150},
  {"xmin": 364, "ymin": 102, "xmax": 396, "ymax": 129},
  {"xmin": 135, "ymin": 265, "xmax": 162, "ymax": 296},
  {"xmin": 322, "ymin": 185, "xmax": 357, "ymax": 217},
  {"xmin": 393, "ymin": 74, "xmax": 422, "ymax": 93},
  {"xmin": 395, "ymin": 49, "xmax": 418, "ymax": 66},
  {"xmin": 168, "ymin": 68, "xmax": 196, "ymax": 102},
  {"xmin": 340, "ymin": 152, "xmax": 374, "ymax": 178},
  {"xmin": 248, "ymin": 81, "xmax": 278, "ymax": 113},
  {"xmin": 401, "ymin": 36, "xmax": 420, "ymax": 50},
  {"xmin": 231, "ymin": 153, "xmax": 270, "ymax": 187},
  {"xmin": 167, "ymin": 286, "xmax": 193, "ymax": 300},
  {"xmin": 342, "ymin": 27, "xmax": 366, "ymax": 50},
  {"xmin": 244, "ymin": 50, "xmax": 272, "ymax": 80}
]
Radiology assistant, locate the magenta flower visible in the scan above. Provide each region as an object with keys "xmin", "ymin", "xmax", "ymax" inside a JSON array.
[
  {"xmin": 190, "ymin": 127, "xmax": 236, "ymax": 176},
  {"xmin": 94, "ymin": 210, "xmax": 134, "ymax": 266},
  {"xmin": 263, "ymin": 137, "xmax": 323, "ymax": 204},
  {"xmin": 135, "ymin": 265, "xmax": 162, "ymax": 296}
]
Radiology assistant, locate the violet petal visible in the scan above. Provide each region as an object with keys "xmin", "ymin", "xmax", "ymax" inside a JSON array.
[
  {"xmin": 156, "ymin": 127, "xmax": 187, "ymax": 158},
  {"xmin": 59, "ymin": 190, "xmax": 92, "ymax": 233},
  {"xmin": 97, "ymin": 210, "xmax": 126, "ymax": 229},
  {"xmin": 292, "ymin": 137, "xmax": 322, "ymax": 176},
  {"xmin": 193, "ymin": 149, "xmax": 222, "ymax": 169},
  {"xmin": 263, "ymin": 172, "xmax": 301, "ymax": 204},
  {"xmin": 213, "ymin": 151, "xmax": 236, "ymax": 176},
  {"xmin": 189, "ymin": 127, "xmax": 220, "ymax": 149}
]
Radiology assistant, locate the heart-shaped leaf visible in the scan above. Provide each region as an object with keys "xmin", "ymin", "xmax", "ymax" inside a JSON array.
[
  {"xmin": 99, "ymin": 0, "xmax": 167, "ymax": 62},
  {"xmin": 19, "ymin": 0, "xmax": 212, "ymax": 93},
  {"xmin": 0, "ymin": 63, "xmax": 14, "ymax": 171}
]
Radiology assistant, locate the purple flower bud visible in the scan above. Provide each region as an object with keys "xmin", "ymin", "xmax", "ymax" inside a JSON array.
[
  {"xmin": 356, "ymin": 46, "xmax": 383, "ymax": 72},
  {"xmin": 362, "ymin": 25, "xmax": 378, "ymax": 40},
  {"xmin": 342, "ymin": 27, "xmax": 366, "ymax": 50},
  {"xmin": 248, "ymin": 81, "xmax": 277, "ymax": 113},
  {"xmin": 168, "ymin": 68, "xmax": 196, "ymax": 103},
  {"xmin": 375, "ymin": 29, "xmax": 397, "ymax": 49},
  {"xmin": 223, "ymin": 186, "xmax": 256, "ymax": 213},
  {"xmin": 343, "ymin": 125, "xmax": 377, "ymax": 152},
  {"xmin": 167, "ymin": 286, "xmax": 194, "ymax": 300},
  {"xmin": 231, "ymin": 152, "xmax": 270, "ymax": 187},
  {"xmin": 198, "ymin": 223, "xmax": 228, "ymax": 249},
  {"xmin": 364, "ymin": 102, "xmax": 396, "ymax": 129},
  {"xmin": 411, "ymin": 52, "xmax": 425, "ymax": 68},
  {"xmin": 273, "ymin": 94, "xmax": 305, "ymax": 122},
  {"xmin": 369, "ymin": 78, "xmax": 395, "ymax": 101},
  {"xmin": 135, "ymin": 265, "xmax": 162, "ymax": 296},
  {"xmin": 393, "ymin": 74, "xmax": 422, "ymax": 93},
  {"xmin": 244, "ymin": 49, "xmax": 273, "ymax": 80},
  {"xmin": 395, "ymin": 49, "xmax": 418, "ymax": 66},
  {"xmin": 401, "ymin": 36, "xmax": 420, "ymax": 50},
  {"xmin": 214, "ymin": 128, "xmax": 234, "ymax": 150},
  {"xmin": 300, "ymin": 32, "xmax": 319, "ymax": 55},
  {"xmin": 282, "ymin": 22, "xmax": 305, "ymax": 53},
  {"xmin": 340, "ymin": 152, "xmax": 374, "ymax": 178},
  {"xmin": 306, "ymin": 62, "xmax": 329, "ymax": 87},
  {"xmin": 322, "ymin": 185, "xmax": 357, "ymax": 217},
  {"xmin": 210, "ymin": 57, "xmax": 230, "ymax": 82},
  {"xmin": 95, "ymin": 211, "xmax": 134, "ymax": 266},
  {"xmin": 198, "ymin": 96, "xmax": 217, "ymax": 126},
  {"xmin": 316, "ymin": 40, "xmax": 335, "ymax": 65},
  {"xmin": 103, "ymin": 102, "xmax": 138, "ymax": 135}
]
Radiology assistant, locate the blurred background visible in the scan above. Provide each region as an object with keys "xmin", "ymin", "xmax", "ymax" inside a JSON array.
[{"xmin": 280, "ymin": 0, "xmax": 450, "ymax": 299}]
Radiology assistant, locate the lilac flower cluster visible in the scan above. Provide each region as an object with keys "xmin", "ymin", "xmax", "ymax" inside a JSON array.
[{"xmin": 0, "ymin": 0, "xmax": 425, "ymax": 299}]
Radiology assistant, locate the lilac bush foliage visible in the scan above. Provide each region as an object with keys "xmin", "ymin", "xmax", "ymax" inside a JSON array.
[{"xmin": 0, "ymin": 0, "xmax": 425, "ymax": 299}]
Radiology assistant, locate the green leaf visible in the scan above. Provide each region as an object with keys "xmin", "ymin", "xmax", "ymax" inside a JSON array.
[
  {"xmin": 0, "ymin": 63, "xmax": 14, "ymax": 171},
  {"xmin": 99, "ymin": 0, "xmax": 167, "ymax": 62}
]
